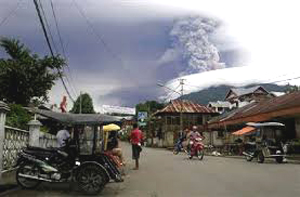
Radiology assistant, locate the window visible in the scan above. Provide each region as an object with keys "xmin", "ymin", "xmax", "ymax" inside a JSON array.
[
  {"xmin": 218, "ymin": 130, "xmax": 224, "ymax": 137},
  {"xmin": 197, "ymin": 116, "xmax": 203, "ymax": 125},
  {"xmin": 166, "ymin": 117, "xmax": 171, "ymax": 125},
  {"xmin": 175, "ymin": 117, "xmax": 180, "ymax": 125}
]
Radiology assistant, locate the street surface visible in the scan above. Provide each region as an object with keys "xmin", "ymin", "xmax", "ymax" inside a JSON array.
[{"xmin": 3, "ymin": 143, "xmax": 300, "ymax": 197}]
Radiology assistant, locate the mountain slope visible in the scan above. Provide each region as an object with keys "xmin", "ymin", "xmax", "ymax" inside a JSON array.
[{"xmin": 179, "ymin": 84, "xmax": 290, "ymax": 105}]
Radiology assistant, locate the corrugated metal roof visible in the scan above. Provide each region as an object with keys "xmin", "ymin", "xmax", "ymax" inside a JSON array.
[
  {"xmin": 208, "ymin": 101, "xmax": 232, "ymax": 108},
  {"xmin": 231, "ymin": 86, "xmax": 262, "ymax": 96},
  {"xmin": 225, "ymin": 86, "xmax": 269, "ymax": 100},
  {"xmin": 209, "ymin": 91, "xmax": 300, "ymax": 128},
  {"xmin": 155, "ymin": 100, "xmax": 216, "ymax": 115}
]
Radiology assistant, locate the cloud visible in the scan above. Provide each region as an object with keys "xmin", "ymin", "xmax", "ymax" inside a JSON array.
[{"xmin": 163, "ymin": 65, "xmax": 300, "ymax": 100}]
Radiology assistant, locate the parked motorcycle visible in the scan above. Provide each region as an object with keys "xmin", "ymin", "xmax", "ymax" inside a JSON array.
[
  {"xmin": 188, "ymin": 137, "xmax": 205, "ymax": 160},
  {"xmin": 15, "ymin": 140, "xmax": 123, "ymax": 195}
]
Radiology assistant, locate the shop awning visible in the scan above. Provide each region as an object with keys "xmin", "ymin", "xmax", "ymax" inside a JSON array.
[{"xmin": 232, "ymin": 126, "xmax": 256, "ymax": 136}]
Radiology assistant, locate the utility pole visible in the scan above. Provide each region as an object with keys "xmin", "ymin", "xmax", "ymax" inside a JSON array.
[
  {"xmin": 79, "ymin": 91, "xmax": 82, "ymax": 114},
  {"xmin": 179, "ymin": 79, "xmax": 185, "ymax": 133}
]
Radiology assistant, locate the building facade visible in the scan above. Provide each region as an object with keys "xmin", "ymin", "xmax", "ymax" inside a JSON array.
[{"xmin": 152, "ymin": 100, "xmax": 217, "ymax": 147}]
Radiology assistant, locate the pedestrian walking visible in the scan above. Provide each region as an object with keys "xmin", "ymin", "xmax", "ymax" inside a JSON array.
[{"xmin": 130, "ymin": 123, "xmax": 144, "ymax": 170}]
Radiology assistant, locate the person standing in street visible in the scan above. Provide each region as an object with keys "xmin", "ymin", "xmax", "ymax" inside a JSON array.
[{"xmin": 130, "ymin": 123, "xmax": 144, "ymax": 170}]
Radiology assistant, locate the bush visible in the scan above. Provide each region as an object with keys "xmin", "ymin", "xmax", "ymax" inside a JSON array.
[{"xmin": 6, "ymin": 104, "xmax": 32, "ymax": 130}]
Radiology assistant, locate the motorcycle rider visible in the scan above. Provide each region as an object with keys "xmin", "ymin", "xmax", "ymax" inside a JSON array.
[
  {"xmin": 187, "ymin": 126, "xmax": 202, "ymax": 141},
  {"xmin": 186, "ymin": 126, "xmax": 202, "ymax": 153}
]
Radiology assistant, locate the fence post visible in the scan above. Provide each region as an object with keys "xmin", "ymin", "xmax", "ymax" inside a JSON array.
[
  {"xmin": 0, "ymin": 101, "xmax": 10, "ymax": 180},
  {"xmin": 28, "ymin": 118, "xmax": 42, "ymax": 147}
]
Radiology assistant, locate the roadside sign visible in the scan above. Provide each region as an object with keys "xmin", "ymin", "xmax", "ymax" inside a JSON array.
[
  {"xmin": 138, "ymin": 111, "xmax": 148, "ymax": 126},
  {"xmin": 138, "ymin": 111, "xmax": 147, "ymax": 121},
  {"xmin": 138, "ymin": 122, "xmax": 147, "ymax": 126}
]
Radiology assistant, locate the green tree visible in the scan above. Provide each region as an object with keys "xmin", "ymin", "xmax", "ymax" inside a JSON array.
[
  {"xmin": 286, "ymin": 84, "xmax": 300, "ymax": 93},
  {"xmin": 6, "ymin": 104, "xmax": 32, "ymax": 130},
  {"xmin": 70, "ymin": 93, "xmax": 95, "ymax": 114},
  {"xmin": 0, "ymin": 37, "xmax": 65, "ymax": 105},
  {"xmin": 135, "ymin": 100, "xmax": 165, "ymax": 116}
]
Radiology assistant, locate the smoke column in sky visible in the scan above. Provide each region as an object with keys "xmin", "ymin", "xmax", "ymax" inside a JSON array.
[{"xmin": 160, "ymin": 16, "xmax": 226, "ymax": 76}]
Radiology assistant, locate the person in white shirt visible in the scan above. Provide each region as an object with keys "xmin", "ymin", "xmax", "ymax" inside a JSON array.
[{"xmin": 56, "ymin": 127, "xmax": 72, "ymax": 147}]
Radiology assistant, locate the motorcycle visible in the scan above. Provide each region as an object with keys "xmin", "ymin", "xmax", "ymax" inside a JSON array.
[
  {"xmin": 188, "ymin": 137, "xmax": 205, "ymax": 160},
  {"xmin": 15, "ymin": 139, "xmax": 123, "ymax": 195},
  {"xmin": 173, "ymin": 138, "xmax": 187, "ymax": 155}
]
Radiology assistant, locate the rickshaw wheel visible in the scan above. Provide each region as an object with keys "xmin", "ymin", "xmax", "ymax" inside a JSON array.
[
  {"xmin": 246, "ymin": 155, "xmax": 253, "ymax": 162},
  {"xmin": 276, "ymin": 156, "xmax": 283, "ymax": 163},
  {"xmin": 173, "ymin": 148, "xmax": 179, "ymax": 155},
  {"xmin": 257, "ymin": 152, "xmax": 264, "ymax": 163},
  {"xmin": 16, "ymin": 162, "xmax": 41, "ymax": 189},
  {"xmin": 77, "ymin": 164, "xmax": 108, "ymax": 195}
]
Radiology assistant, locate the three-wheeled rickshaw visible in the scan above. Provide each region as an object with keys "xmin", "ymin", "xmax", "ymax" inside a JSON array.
[
  {"xmin": 15, "ymin": 109, "xmax": 124, "ymax": 195},
  {"xmin": 237, "ymin": 122, "xmax": 287, "ymax": 163}
]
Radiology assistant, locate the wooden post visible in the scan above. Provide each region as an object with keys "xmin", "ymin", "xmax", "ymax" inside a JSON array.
[{"xmin": 0, "ymin": 101, "xmax": 10, "ymax": 182}]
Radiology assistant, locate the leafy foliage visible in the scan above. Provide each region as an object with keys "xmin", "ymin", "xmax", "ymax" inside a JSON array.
[
  {"xmin": 135, "ymin": 100, "xmax": 165, "ymax": 116},
  {"xmin": 6, "ymin": 104, "xmax": 32, "ymax": 130},
  {"xmin": 285, "ymin": 84, "xmax": 300, "ymax": 93},
  {"xmin": 0, "ymin": 37, "xmax": 65, "ymax": 105},
  {"xmin": 70, "ymin": 93, "xmax": 95, "ymax": 114}
]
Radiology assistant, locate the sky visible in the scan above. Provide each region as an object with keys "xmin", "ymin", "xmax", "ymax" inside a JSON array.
[{"xmin": 1, "ymin": 0, "xmax": 300, "ymax": 110}]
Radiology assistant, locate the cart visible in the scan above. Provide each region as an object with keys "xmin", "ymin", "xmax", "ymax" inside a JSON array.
[
  {"xmin": 16, "ymin": 109, "xmax": 123, "ymax": 195},
  {"xmin": 233, "ymin": 122, "xmax": 287, "ymax": 163}
]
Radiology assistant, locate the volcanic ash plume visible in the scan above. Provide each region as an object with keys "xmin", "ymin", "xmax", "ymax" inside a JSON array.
[{"xmin": 161, "ymin": 16, "xmax": 226, "ymax": 76}]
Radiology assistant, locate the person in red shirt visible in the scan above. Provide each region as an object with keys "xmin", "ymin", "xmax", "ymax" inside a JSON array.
[{"xmin": 130, "ymin": 123, "xmax": 144, "ymax": 170}]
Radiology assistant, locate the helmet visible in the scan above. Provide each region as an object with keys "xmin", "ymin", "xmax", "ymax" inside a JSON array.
[{"xmin": 192, "ymin": 126, "xmax": 197, "ymax": 130}]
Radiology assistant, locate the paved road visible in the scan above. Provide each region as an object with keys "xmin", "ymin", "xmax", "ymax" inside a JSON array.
[{"xmin": 3, "ymin": 143, "xmax": 300, "ymax": 197}]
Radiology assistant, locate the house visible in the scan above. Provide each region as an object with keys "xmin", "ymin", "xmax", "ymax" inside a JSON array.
[
  {"xmin": 225, "ymin": 86, "xmax": 274, "ymax": 107},
  {"xmin": 206, "ymin": 91, "xmax": 300, "ymax": 147},
  {"xmin": 152, "ymin": 100, "xmax": 217, "ymax": 147},
  {"xmin": 207, "ymin": 101, "xmax": 233, "ymax": 114}
]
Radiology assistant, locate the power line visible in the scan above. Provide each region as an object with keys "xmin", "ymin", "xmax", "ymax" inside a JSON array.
[
  {"xmin": 162, "ymin": 84, "xmax": 181, "ymax": 103},
  {"xmin": 184, "ymin": 75, "xmax": 300, "ymax": 90},
  {"xmin": 71, "ymin": 0, "xmax": 135, "ymax": 80},
  {"xmin": 33, "ymin": 0, "xmax": 75, "ymax": 102},
  {"xmin": 263, "ymin": 76, "xmax": 300, "ymax": 84},
  {"xmin": 38, "ymin": 0, "xmax": 59, "ymax": 55},
  {"xmin": 0, "ymin": 0, "xmax": 22, "ymax": 27},
  {"xmin": 50, "ymin": 0, "xmax": 79, "ymax": 98},
  {"xmin": 72, "ymin": 0, "xmax": 123, "ymax": 63},
  {"xmin": 50, "ymin": 0, "xmax": 66, "ymax": 58}
]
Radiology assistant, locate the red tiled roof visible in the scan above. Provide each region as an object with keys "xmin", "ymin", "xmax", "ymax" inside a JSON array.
[
  {"xmin": 154, "ymin": 100, "xmax": 216, "ymax": 115},
  {"xmin": 209, "ymin": 91, "xmax": 300, "ymax": 128}
]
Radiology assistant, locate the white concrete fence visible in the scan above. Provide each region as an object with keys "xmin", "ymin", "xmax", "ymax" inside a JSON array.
[{"xmin": 0, "ymin": 101, "xmax": 57, "ymax": 182}]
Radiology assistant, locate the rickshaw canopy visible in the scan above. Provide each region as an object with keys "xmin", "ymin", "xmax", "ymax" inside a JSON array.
[
  {"xmin": 232, "ymin": 126, "xmax": 256, "ymax": 136},
  {"xmin": 103, "ymin": 124, "xmax": 120, "ymax": 132},
  {"xmin": 26, "ymin": 108, "xmax": 121, "ymax": 125},
  {"xmin": 246, "ymin": 122, "xmax": 285, "ymax": 127}
]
